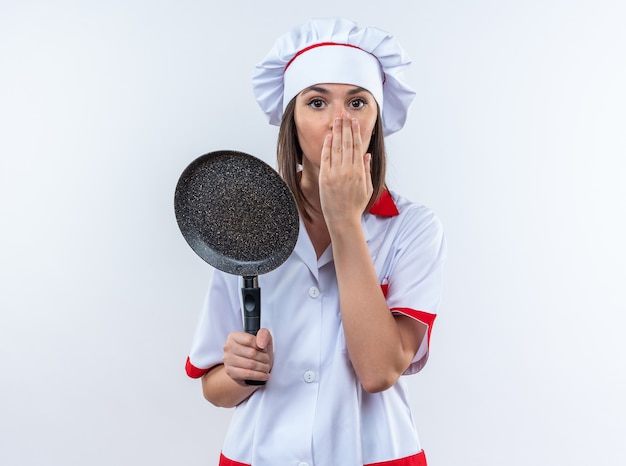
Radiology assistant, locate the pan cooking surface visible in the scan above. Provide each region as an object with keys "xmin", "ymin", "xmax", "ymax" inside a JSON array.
[{"xmin": 175, "ymin": 151, "xmax": 299, "ymax": 276}]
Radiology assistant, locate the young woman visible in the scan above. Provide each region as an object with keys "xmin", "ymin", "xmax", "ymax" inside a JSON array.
[{"xmin": 185, "ymin": 17, "xmax": 447, "ymax": 466}]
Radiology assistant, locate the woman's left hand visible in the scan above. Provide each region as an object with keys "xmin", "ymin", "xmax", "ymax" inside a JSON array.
[{"xmin": 319, "ymin": 113, "xmax": 373, "ymax": 230}]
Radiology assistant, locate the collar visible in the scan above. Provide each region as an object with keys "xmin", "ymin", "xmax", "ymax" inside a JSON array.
[
  {"xmin": 368, "ymin": 189, "xmax": 399, "ymax": 217},
  {"xmin": 292, "ymin": 189, "xmax": 399, "ymax": 278}
]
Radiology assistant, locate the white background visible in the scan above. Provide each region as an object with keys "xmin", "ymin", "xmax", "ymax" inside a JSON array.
[{"xmin": 1, "ymin": 1, "xmax": 625, "ymax": 465}]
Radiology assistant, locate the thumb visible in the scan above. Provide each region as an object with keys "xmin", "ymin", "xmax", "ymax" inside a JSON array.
[{"xmin": 255, "ymin": 328, "xmax": 273, "ymax": 351}]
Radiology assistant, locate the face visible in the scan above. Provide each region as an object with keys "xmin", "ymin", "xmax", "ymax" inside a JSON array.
[{"xmin": 293, "ymin": 83, "xmax": 379, "ymax": 169}]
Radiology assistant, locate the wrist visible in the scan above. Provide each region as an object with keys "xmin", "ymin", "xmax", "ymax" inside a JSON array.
[{"xmin": 327, "ymin": 217, "xmax": 365, "ymax": 243}]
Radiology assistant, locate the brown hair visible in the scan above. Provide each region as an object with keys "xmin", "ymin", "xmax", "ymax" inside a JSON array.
[{"xmin": 277, "ymin": 98, "xmax": 387, "ymax": 221}]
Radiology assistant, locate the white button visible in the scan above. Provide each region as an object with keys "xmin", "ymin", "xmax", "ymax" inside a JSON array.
[
  {"xmin": 303, "ymin": 371, "xmax": 315, "ymax": 383},
  {"xmin": 308, "ymin": 286, "xmax": 320, "ymax": 298},
  {"xmin": 298, "ymin": 462, "xmax": 309, "ymax": 466}
]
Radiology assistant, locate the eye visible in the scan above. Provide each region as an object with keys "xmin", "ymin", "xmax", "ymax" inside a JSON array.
[
  {"xmin": 306, "ymin": 98, "xmax": 326, "ymax": 109},
  {"xmin": 349, "ymin": 98, "xmax": 367, "ymax": 110}
]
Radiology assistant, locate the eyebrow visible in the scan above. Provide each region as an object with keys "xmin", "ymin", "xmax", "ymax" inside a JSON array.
[{"xmin": 300, "ymin": 85, "xmax": 368, "ymax": 96}]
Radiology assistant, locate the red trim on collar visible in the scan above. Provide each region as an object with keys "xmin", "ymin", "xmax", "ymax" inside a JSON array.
[{"xmin": 368, "ymin": 189, "xmax": 399, "ymax": 217}]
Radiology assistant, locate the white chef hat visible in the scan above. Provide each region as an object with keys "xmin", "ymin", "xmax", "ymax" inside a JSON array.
[{"xmin": 252, "ymin": 17, "xmax": 416, "ymax": 136}]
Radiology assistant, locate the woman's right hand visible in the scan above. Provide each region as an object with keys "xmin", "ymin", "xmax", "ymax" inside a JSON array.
[{"xmin": 222, "ymin": 328, "xmax": 274, "ymax": 386}]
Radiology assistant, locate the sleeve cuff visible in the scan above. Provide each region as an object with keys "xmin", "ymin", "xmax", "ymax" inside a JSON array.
[{"xmin": 185, "ymin": 356, "xmax": 211, "ymax": 379}]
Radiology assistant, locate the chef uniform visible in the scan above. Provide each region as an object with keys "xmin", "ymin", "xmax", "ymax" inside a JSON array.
[{"xmin": 186, "ymin": 18, "xmax": 447, "ymax": 466}]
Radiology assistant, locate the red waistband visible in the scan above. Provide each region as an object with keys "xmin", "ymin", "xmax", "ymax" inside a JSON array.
[{"xmin": 219, "ymin": 450, "xmax": 427, "ymax": 466}]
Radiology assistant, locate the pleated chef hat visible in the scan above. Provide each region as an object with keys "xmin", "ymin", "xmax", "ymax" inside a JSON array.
[{"xmin": 252, "ymin": 17, "xmax": 416, "ymax": 136}]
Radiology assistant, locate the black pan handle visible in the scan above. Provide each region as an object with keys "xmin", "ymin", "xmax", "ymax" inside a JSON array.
[{"xmin": 242, "ymin": 276, "xmax": 265, "ymax": 386}]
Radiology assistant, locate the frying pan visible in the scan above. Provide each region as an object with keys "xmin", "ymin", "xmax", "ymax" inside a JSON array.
[{"xmin": 174, "ymin": 150, "xmax": 299, "ymax": 385}]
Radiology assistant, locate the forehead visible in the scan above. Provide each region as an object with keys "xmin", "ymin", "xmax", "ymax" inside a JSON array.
[{"xmin": 298, "ymin": 83, "xmax": 373, "ymax": 97}]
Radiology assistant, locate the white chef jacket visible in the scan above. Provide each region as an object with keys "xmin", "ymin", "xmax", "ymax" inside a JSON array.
[{"xmin": 186, "ymin": 190, "xmax": 446, "ymax": 466}]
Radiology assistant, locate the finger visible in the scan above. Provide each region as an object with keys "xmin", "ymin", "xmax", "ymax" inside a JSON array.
[
  {"xmin": 342, "ymin": 114, "xmax": 354, "ymax": 165},
  {"xmin": 224, "ymin": 332, "xmax": 265, "ymax": 360},
  {"xmin": 332, "ymin": 116, "xmax": 343, "ymax": 165},
  {"xmin": 227, "ymin": 331, "xmax": 257, "ymax": 348},
  {"xmin": 223, "ymin": 352, "xmax": 271, "ymax": 373},
  {"xmin": 223, "ymin": 360, "xmax": 271, "ymax": 384},
  {"xmin": 364, "ymin": 152, "xmax": 373, "ymax": 194},
  {"xmin": 255, "ymin": 328, "xmax": 273, "ymax": 351},
  {"xmin": 352, "ymin": 118, "xmax": 363, "ymax": 165},
  {"xmin": 321, "ymin": 133, "xmax": 332, "ymax": 172}
]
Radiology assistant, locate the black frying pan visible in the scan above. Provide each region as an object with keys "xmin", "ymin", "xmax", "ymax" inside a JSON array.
[{"xmin": 174, "ymin": 150, "xmax": 299, "ymax": 385}]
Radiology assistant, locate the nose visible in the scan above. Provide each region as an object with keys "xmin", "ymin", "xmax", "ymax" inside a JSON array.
[
  {"xmin": 328, "ymin": 111, "xmax": 352, "ymax": 129},
  {"xmin": 327, "ymin": 113, "xmax": 338, "ymax": 131}
]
